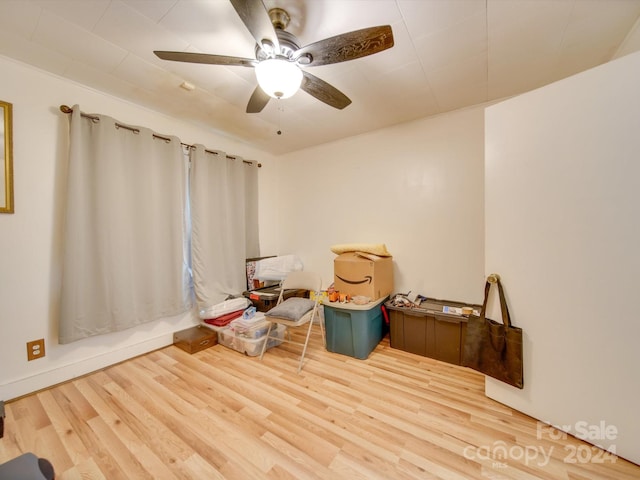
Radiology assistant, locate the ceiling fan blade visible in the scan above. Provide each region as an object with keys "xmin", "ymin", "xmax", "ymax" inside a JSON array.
[
  {"xmin": 294, "ymin": 25, "xmax": 394, "ymax": 67},
  {"xmin": 229, "ymin": 0, "xmax": 279, "ymax": 54},
  {"xmin": 300, "ymin": 71, "xmax": 351, "ymax": 110},
  {"xmin": 246, "ymin": 85, "xmax": 271, "ymax": 113},
  {"xmin": 154, "ymin": 51, "xmax": 256, "ymax": 67}
]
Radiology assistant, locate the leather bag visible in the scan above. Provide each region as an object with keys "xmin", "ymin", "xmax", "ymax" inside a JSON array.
[{"xmin": 462, "ymin": 275, "xmax": 524, "ymax": 389}]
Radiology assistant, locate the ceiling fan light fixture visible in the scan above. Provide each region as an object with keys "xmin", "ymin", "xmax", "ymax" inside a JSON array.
[{"xmin": 255, "ymin": 58, "xmax": 302, "ymax": 99}]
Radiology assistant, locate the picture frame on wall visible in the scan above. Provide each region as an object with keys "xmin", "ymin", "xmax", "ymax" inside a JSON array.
[{"xmin": 0, "ymin": 99, "xmax": 14, "ymax": 214}]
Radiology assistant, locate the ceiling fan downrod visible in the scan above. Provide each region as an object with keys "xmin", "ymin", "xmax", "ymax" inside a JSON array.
[{"xmin": 268, "ymin": 8, "xmax": 290, "ymax": 30}]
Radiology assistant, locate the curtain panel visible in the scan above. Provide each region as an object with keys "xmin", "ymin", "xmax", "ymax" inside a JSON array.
[
  {"xmin": 190, "ymin": 146, "xmax": 260, "ymax": 311},
  {"xmin": 59, "ymin": 106, "xmax": 192, "ymax": 343}
]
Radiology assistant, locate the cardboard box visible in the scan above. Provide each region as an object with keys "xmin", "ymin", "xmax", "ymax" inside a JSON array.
[{"xmin": 333, "ymin": 252, "xmax": 393, "ymax": 300}]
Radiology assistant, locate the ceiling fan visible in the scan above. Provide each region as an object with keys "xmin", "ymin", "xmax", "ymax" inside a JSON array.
[{"xmin": 154, "ymin": 0, "xmax": 394, "ymax": 113}]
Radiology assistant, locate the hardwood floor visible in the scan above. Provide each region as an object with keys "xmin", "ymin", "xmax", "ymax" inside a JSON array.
[{"xmin": 1, "ymin": 327, "xmax": 638, "ymax": 479}]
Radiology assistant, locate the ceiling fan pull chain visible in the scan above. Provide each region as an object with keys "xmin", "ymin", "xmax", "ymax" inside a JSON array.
[{"xmin": 277, "ymin": 104, "xmax": 283, "ymax": 136}]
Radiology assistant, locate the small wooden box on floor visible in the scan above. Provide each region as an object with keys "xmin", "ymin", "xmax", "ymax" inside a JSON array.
[{"xmin": 173, "ymin": 325, "xmax": 217, "ymax": 354}]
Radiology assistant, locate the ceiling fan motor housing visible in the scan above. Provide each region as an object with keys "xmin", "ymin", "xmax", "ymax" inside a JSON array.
[
  {"xmin": 255, "ymin": 8, "xmax": 306, "ymax": 64},
  {"xmin": 255, "ymin": 29, "xmax": 301, "ymax": 61}
]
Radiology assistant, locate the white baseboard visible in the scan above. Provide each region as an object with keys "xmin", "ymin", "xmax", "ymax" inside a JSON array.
[{"xmin": 1, "ymin": 334, "xmax": 174, "ymax": 401}]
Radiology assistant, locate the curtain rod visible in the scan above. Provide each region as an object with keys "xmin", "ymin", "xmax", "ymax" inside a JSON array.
[{"xmin": 59, "ymin": 105, "xmax": 261, "ymax": 167}]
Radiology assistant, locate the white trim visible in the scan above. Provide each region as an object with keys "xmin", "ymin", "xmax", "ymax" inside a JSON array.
[{"xmin": 0, "ymin": 334, "xmax": 173, "ymax": 401}]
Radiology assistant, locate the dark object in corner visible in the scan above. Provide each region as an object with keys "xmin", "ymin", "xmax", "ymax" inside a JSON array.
[
  {"xmin": 0, "ymin": 452, "xmax": 55, "ymax": 479},
  {"xmin": 0, "ymin": 400, "xmax": 4, "ymax": 438}
]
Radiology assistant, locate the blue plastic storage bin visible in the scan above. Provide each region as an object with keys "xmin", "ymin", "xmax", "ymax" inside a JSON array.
[{"xmin": 323, "ymin": 297, "xmax": 388, "ymax": 359}]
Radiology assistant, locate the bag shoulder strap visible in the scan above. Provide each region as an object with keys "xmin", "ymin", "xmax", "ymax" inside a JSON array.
[
  {"xmin": 480, "ymin": 274, "xmax": 512, "ymax": 328},
  {"xmin": 495, "ymin": 277, "xmax": 512, "ymax": 328}
]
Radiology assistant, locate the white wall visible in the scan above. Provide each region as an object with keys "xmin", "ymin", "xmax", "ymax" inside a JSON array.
[
  {"xmin": 485, "ymin": 51, "xmax": 640, "ymax": 464},
  {"xmin": 260, "ymin": 105, "xmax": 486, "ymax": 304},
  {"xmin": 0, "ymin": 54, "xmax": 488, "ymax": 402},
  {"xmin": 0, "ymin": 56, "xmax": 274, "ymax": 400}
]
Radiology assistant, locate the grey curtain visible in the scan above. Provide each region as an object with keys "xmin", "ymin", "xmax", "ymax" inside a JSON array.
[
  {"xmin": 59, "ymin": 106, "xmax": 191, "ymax": 343},
  {"xmin": 190, "ymin": 145, "xmax": 260, "ymax": 311}
]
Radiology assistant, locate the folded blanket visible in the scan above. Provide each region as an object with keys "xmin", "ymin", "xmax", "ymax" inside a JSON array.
[
  {"xmin": 203, "ymin": 309, "xmax": 244, "ymax": 326},
  {"xmin": 198, "ymin": 297, "xmax": 251, "ymax": 320}
]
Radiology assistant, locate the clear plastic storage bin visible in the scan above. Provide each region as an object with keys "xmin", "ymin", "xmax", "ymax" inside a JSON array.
[{"xmin": 215, "ymin": 323, "xmax": 286, "ymax": 356}]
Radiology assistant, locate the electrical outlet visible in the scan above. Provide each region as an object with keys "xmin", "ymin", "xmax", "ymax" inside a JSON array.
[{"xmin": 27, "ymin": 339, "xmax": 45, "ymax": 361}]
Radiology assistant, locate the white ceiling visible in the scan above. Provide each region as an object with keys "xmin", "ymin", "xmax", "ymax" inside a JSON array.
[{"xmin": 1, "ymin": 0, "xmax": 639, "ymax": 155}]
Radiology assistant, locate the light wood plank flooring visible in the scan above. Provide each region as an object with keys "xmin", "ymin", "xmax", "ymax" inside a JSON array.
[{"xmin": 1, "ymin": 327, "xmax": 638, "ymax": 479}]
